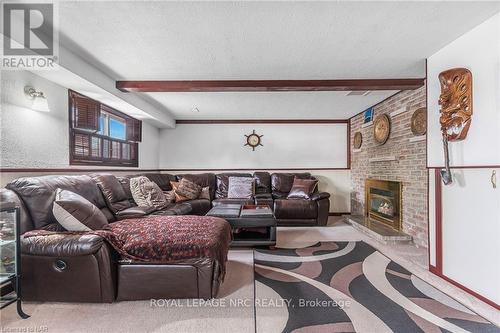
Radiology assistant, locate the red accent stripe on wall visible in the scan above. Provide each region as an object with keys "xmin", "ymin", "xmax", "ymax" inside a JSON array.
[
  {"xmin": 160, "ymin": 167, "xmax": 349, "ymax": 171},
  {"xmin": 0, "ymin": 168, "xmax": 161, "ymax": 173},
  {"xmin": 434, "ymin": 169, "xmax": 443, "ymax": 273},
  {"xmin": 427, "ymin": 165, "xmax": 500, "ymax": 169},
  {"xmin": 347, "ymin": 121, "xmax": 351, "ymax": 169},
  {"xmin": 176, "ymin": 119, "xmax": 349, "ymax": 124},
  {"xmin": 0, "ymin": 167, "xmax": 350, "ymax": 173}
]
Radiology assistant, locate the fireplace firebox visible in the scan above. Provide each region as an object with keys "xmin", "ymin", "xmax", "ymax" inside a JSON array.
[{"xmin": 365, "ymin": 179, "xmax": 402, "ymax": 231}]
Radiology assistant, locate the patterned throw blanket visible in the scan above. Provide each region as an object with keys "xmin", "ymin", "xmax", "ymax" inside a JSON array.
[{"xmin": 24, "ymin": 215, "xmax": 232, "ymax": 279}]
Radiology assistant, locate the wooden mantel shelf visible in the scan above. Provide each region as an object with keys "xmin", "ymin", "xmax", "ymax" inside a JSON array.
[{"xmin": 369, "ymin": 156, "xmax": 397, "ymax": 163}]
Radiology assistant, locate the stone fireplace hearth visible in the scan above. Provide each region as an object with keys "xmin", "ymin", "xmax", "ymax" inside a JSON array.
[{"xmin": 345, "ymin": 178, "xmax": 410, "ymax": 245}]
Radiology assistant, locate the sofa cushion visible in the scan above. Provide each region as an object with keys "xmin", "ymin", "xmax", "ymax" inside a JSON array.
[
  {"xmin": 53, "ymin": 189, "xmax": 109, "ymax": 231},
  {"xmin": 130, "ymin": 176, "xmax": 168, "ymax": 209},
  {"xmin": 143, "ymin": 173, "xmax": 176, "ymax": 191},
  {"xmin": 215, "ymin": 173, "xmax": 252, "ymax": 199},
  {"xmin": 170, "ymin": 182, "xmax": 190, "ymax": 202},
  {"xmin": 116, "ymin": 176, "xmax": 135, "ymax": 204},
  {"xmin": 254, "ymin": 193, "xmax": 274, "ymax": 209},
  {"xmin": 253, "ymin": 172, "xmax": 271, "ymax": 195},
  {"xmin": 227, "ymin": 177, "xmax": 254, "ymax": 199},
  {"xmin": 176, "ymin": 178, "xmax": 202, "ymax": 200},
  {"xmin": 115, "ymin": 206, "xmax": 157, "ymax": 219},
  {"xmin": 271, "ymin": 173, "xmax": 312, "ymax": 198},
  {"xmin": 6, "ymin": 175, "xmax": 111, "ymax": 230},
  {"xmin": 184, "ymin": 199, "xmax": 211, "ymax": 215},
  {"xmin": 152, "ymin": 203, "xmax": 192, "ymax": 216},
  {"xmin": 91, "ymin": 174, "xmax": 132, "ymax": 214},
  {"xmin": 199, "ymin": 187, "xmax": 210, "ymax": 200},
  {"xmin": 274, "ymin": 199, "xmax": 318, "ymax": 219},
  {"xmin": 163, "ymin": 190, "xmax": 176, "ymax": 203},
  {"xmin": 176, "ymin": 173, "xmax": 216, "ymax": 200},
  {"xmin": 287, "ymin": 178, "xmax": 318, "ymax": 200}
]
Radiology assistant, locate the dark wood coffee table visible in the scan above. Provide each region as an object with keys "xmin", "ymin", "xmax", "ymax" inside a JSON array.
[{"xmin": 206, "ymin": 204, "xmax": 276, "ymax": 247}]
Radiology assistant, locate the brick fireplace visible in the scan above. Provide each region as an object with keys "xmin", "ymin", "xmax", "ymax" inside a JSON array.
[{"xmin": 350, "ymin": 85, "xmax": 428, "ymax": 247}]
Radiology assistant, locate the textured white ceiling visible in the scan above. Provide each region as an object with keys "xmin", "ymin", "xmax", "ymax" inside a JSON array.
[
  {"xmin": 56, "ymin": 1, "xmax": 499, "ymax": 119},
  {"xmin": 146, "ymin": 90, "xmax": 398, "ymax": 119}
]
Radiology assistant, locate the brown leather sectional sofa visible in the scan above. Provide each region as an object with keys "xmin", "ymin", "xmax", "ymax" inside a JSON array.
[{"xmin": 1, "ymin": 171, "xmax": 330, "ymax": 303}]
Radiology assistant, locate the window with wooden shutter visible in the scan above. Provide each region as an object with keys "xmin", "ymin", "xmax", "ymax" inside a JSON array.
[
  {"xmin": 69, "ymin": 90, "xmax": 139, "ymax": 167},
  {"xmin": 71, "ymin": 92, "xmax": 100, "ymax": 131},
  {"xmin": 126, "ymin": 118, "xmax": 142, "ymax": 142},
  {"xmin": 73, "ymin": 133, "xmax": 90, "ymax": 156}
]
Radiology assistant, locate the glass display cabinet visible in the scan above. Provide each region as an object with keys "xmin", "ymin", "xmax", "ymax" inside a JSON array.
[{"xmin": 0, "ymin": 203, "xmax": 29, "ymax": 318}]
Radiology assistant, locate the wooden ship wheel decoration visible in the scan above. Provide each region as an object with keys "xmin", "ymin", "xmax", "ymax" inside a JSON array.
[
  {"xmin": 373, "ymin": 114, "xmax": 391, "ymax": 145},
  {"xmin": 353, "ymin": 132, "xmax": 363, "ymax": 149},
  {"xmin": 244, "ymin": 130, "xmax": 263, "ymax": 151},
  {"xmin": 411, "ymin": 108, "xmax": 427, "ymax": 136},
  {"xmin": 438, "ymin": 67, "xmax": 473, "ymax": 185}
]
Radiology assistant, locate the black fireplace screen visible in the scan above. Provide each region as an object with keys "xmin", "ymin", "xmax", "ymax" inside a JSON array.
[{"xmin": 369, "ymin": 188, "xmax": 396, "ymax": 219}]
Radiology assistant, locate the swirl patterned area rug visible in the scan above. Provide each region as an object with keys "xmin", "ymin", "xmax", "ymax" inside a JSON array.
[{"xmin": 254, "ymin": 242, "xmax": 499, "ymax": 333}]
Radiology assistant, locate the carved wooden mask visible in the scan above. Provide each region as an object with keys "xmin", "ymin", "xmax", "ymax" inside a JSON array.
[{"xmin": 438, "ymin": 68, "xmax": 473, "ymax": 141}]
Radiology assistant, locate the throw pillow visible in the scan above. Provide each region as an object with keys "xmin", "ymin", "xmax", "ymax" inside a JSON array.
[
  {"xmin": 163, "ymin": 190, "xmax": 176, "ymax": 203},
  {"xmin": 176, "ymin": 178, "xmax": 202, "ymax": 200},
  {"xmin": 130, "ymin": 176, "xmax": 168, "ymax": 209},
  {"xmin": 170, "ymin": 181, "xmax": 191, "ymax": 202},
  {"xmin": 227, "ymin": 177, "xmax": 254, "ymax": 199},
  {"xmin": 287, "ymin": 178, "xmax": 318, "ymax": 199},
  {"xmin": 53, "ymin": 188, "xmax": 108, "ymax": 231},
  {"xmin": 199, "ymin": 186, "xmax": 210, "ymax": 200}
]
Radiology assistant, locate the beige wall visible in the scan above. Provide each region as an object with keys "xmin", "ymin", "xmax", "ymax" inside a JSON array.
[
  {"xmin": 158, "ymin": 123, "xmax": 348, "ymax": 169},
  {"xmin": 156, "ymin": 122, "xmax": 352, "ymax": 213}
]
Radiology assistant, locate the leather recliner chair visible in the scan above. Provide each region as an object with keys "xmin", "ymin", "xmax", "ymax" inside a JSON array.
[{"xmin": 270, "ymin": 173, "xmax": 330, "ymax": 226}]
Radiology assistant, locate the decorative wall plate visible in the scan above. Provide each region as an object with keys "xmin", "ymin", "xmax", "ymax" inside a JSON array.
[
  {"xmin": 411, "ymin": 108, "xmax": 427, "ymax": 136},
  {"xmin": 244, "ymin": 130, "xmax": 263, "ymax": 151},
  {"xmin": 353, "ymin": 132, "xmax": 363, "ymax": 149},
  {"xmin": 373, "ymin": 114, "xmax": 391, "ymax": 145}
]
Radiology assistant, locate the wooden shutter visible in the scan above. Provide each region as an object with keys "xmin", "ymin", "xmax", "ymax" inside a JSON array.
[
  {"xmin": 90, "ymin": 136, "xmax": 102, "ymax": 158},
  {"xmin": 102, "ymin": 139, "xmax": 110, "ymax": 159},
  {"xmin": 130, "ymin": 143, "xmax": 137, "ymax": 160},
  {"xmin": 73, "ymin": 133, "xmax": 90, "ymax": 156},
  {"xmin": 111, "ymin": 141, "xmax": 121, "ymax": 159},
  {"xmin": 72, "ymin": 94, "xmax": 100, "ymax": 131},
  {"xmin": 126, "ymin": 118, "xmax": 142, "ymax": 142}
]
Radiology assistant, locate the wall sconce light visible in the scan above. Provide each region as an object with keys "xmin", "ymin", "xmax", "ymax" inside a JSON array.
[{"xmin": 24, "ymin": 86, "xmax": 49, "ymax": 112}]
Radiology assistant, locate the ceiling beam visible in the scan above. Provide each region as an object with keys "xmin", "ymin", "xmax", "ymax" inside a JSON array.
[{"xmin": 116, "ymin": 79, "xmax": 425, "ymax": 93}]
